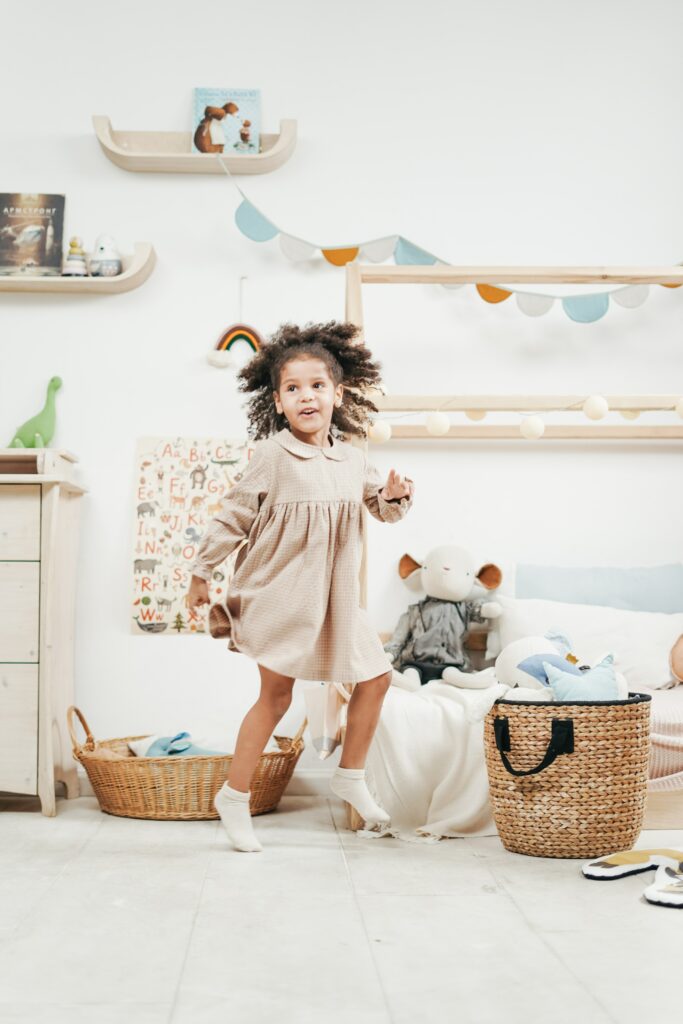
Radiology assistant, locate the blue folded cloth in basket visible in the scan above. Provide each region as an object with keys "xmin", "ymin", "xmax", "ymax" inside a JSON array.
[{"xmin": 143, "ymin": 732, "xmax": 226, "ymax": 757}]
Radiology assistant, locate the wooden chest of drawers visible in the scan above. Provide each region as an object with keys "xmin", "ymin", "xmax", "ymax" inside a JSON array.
[{"xmin": 0, "ymin": 450, "xmax": 86, "ymax": 815}]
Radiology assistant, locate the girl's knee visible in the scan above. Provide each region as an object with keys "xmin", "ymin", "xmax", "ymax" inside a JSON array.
[
  {"xmin": 360, "ymin": 670, "xmax": 392, "ymax": 693},
  {"xmin": 258, "ymin": 689, "xmax": 292, "ymax": 718},
  {"xmin": 258, "ymin": 669, "xmax": 295, "ymax": 717}
]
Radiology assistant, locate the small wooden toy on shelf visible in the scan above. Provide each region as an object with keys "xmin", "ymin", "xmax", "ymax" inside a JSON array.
[
  {"xmin": 88, "ymin": 234, "xmax": 122, "ymax": 277},
  {"xmin": 61, "ymin": 236, "xmax": 88, "ymax": 277}
]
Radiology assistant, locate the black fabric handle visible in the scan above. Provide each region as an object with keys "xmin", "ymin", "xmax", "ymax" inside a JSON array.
[{"xmin": 493, "ymin": 716, "xmax": 575, "ymax": 777}]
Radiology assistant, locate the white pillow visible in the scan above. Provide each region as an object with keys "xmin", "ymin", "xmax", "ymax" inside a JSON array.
[{"xmin": 497, "ymin": 595, "xmax": 683, "ymax": 690}]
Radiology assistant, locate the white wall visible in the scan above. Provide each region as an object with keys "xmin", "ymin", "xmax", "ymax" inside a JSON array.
[{"xmin": 1, "ymin": 0, "xmax": 682, "ymax": 783}]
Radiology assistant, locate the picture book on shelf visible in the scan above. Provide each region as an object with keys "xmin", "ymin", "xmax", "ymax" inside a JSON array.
[
  {"xmin": 0, "ymin": 193, "xmax": 65, "ymax": 275},
  {"xmin": 192, "ymin": 88, "xmax": 261, "ymax": 156}
]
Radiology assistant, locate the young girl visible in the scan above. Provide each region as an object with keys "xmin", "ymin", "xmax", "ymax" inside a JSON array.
[{"xmin": 187, "ymin": 321, "xmax": 414, "ymax": 852}]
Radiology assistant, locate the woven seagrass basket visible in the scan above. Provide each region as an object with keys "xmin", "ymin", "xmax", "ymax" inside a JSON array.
[
  {"xmin": 67, "ymin": 706, "xmax": 307, "ymax": 821},
  {"xmin": 484, "ymin": 692, "xmax": 651, "ymax": 859}
]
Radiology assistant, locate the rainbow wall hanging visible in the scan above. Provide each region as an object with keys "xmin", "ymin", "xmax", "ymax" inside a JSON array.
[
  {"xmin": 206, "ymin": 274, "xmax": 265, "ymax": 368},
  {"xmin": 208, "ymin": 323, "xmax": 263, "ymax": 368}
]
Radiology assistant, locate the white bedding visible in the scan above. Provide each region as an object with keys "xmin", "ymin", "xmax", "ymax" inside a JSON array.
[
  {"xmin": 361, "ymin": 680, "xmax": 683, "ymax": 846},
  {"xmin": 363, "ymin": 680, "xmax": 503, "ymax": 842}
]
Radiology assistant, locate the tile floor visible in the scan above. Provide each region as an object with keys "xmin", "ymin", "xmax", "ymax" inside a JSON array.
[{"xmin": 0, "ymin": 791, "xmax": 681, "ymax": 1024}]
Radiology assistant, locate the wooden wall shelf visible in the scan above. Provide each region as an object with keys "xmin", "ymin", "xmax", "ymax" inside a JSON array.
[
  {"xmin": 93, "ymin": 115, "xmax": 298, "ymax": 174},
  {"xmin": 0, "ymin": 243, "xmax": 156, "ymax": 294}
]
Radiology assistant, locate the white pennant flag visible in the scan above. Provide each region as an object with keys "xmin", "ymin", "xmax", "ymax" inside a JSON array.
[
  {"xmin": 279, "ymin": 234, "xmax": 317, "ymax": 261},
  {"xmin": 515, "ymin": 292, "xmax": 555, "ymax": 317}
]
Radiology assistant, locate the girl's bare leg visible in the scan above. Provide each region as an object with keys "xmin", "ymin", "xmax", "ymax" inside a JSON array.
[
  {"xmin": 339, "ymin": 670, "xmax": 392, "ymax": 769},
  {"xmin": 227, "ymin": 664, "xmax": 296, "ymax": 791},
  {"xmin": 215, "ymin": 664, "xmax": 295, "ymax": 852},
  {"xmin": 330, "ymin": 670, "xmax": 393, "ymax": 827}
]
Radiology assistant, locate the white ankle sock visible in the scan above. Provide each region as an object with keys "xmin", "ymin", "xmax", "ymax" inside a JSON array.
[
  {"xmin": 213, "ymin": 782, "xmax": 263, "ymax": 852},
  {"xmin": 329, "ymin": 766, "xmax": 390, "ymax": 826}
]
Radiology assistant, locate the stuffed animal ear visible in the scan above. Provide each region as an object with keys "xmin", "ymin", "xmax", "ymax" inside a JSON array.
[
  {"xmin": 398, "ymin": 553, "xmax": 422, "ymax": 579},
  {"xmin": 542, "ymin": 661, "xmax": 565, "ymax": 685},
  {"xmin": 477, "ymin": 563, "xmax": 502, "ymax": 590},
  {"xmin": 594, "ymin": 653, "xmax": 615, "ymax": 668},
  {"xmin": 544, "ymin": 630, "xmax": 573, "ymax": 657}
]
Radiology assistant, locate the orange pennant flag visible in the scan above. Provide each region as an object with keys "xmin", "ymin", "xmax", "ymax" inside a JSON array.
[
  {"xmin": 322, "ymin": 247, "xmax": 359, "ymax": 266},
  {"xmin": 476, "ymin": 284, "xmax": 512, "ymax": 304}
]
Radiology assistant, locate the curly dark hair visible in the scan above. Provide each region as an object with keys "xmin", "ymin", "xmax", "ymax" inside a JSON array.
[{"xmin": 236, "ymin": 321, "xmax": 384, "ymax": 440}]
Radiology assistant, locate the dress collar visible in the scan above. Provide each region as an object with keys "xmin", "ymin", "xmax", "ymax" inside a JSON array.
[{"xmin": 273, "ymin": 427, "xmax": 349, "ymax": 461}]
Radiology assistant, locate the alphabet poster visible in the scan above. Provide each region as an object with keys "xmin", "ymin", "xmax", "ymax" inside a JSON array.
[{"xmin": 132, "ymin": 436, "xmax": 252, "ymax": 636}]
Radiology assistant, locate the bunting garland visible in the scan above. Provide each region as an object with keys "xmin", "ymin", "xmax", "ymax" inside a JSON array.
[{"xmin": 220, "ymin": 159, "xmax": 681, "ymax": 324}]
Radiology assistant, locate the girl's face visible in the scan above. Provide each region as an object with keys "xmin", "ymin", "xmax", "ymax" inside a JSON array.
[{"xmin": 273, "ymin": 356, "xmax": 343, "ymax": 443}]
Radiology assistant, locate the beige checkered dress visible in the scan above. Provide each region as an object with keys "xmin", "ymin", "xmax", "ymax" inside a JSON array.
[{"xmin": 191, "ymin": 427, "xmax": 413, "ymax": 683}]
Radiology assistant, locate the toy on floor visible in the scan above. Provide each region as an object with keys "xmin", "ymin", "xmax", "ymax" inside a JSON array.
[
  {"xmin": 582, "ymin": 849, "xmax": 683, "ymax": 908},
  {"xmin": 386, "ymin": 545, "xmax": 502, "ymax": 691},
  {"xmin": 8, "ymin": 375, "xmax": 62, "ymax": 448},
  {"xmin": 582, "ymin": 848, "xmax": 683, "ymax": 880},
  {"xmin": 644, "ymin": 865, "xmax": 683, "ymax": 908},
  {"xmin": 441, "ymin": 632, "xmax": 629, "ymax": 701}
]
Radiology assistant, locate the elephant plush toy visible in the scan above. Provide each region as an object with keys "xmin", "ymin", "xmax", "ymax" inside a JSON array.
[{"xmin": 385, "ymin": 545, "xmax": 503, "ymax": 691}]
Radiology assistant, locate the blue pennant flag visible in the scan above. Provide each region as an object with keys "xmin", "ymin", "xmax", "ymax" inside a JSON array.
[
  {"xmin": 562, "ymin": 294, "xmax": 610, "ymax": 323},
  {"xmin": 394, "ymin": 237, "xmax": 437, "ymax": 266},
  {"xmin": 234, "ymin": 199, "xmax": 279, "ymax": 243}
]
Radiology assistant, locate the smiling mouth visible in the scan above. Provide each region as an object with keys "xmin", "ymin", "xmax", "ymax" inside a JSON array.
[{"xmin": 299, "ymin": 409, "xmax": 318, "ymax": 417}]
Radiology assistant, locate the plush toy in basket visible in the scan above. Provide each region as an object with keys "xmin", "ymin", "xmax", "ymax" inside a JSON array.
[
  {"xmin": 443, "ymin": 631, "xmax": 630, "ymax": 701},
  {"xmin": 67, "ymin": 706, "xmax": 306, "ymax": 821}
]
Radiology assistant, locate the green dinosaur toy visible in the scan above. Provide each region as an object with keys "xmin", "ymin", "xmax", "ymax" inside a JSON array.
[{"xmin": 8, "ymin": 376, "xmax": 63, "ymax": 448}]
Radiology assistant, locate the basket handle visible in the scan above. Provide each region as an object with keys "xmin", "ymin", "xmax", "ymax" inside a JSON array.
[
  {"xmin": 67, "ymin": 706, "xmax": 96, "ymax": 754},
  {"xmin": 290, "ymin": 718, "xmax": 307, "ymax": 745},
  {"xmin": 494, "ymin": 716, "xmax": 574, "ymax": 777}
]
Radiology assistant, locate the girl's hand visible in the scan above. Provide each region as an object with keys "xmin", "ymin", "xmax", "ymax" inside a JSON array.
[
  {"xmin": 188, "ymin": 575, "xmax": 210, "ymax": 611},
  {"xmin": 380, "ymin": 469, "xmax": 414, "ymax": 502}
]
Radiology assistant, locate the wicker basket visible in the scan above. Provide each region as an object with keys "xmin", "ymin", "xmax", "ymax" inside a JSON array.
[
  {"xmin": 484, "ymin": 693, "xmax": 651, "ymax": 859},
  {"xmin": 67, "ymin": 706, "xmax": 307, "ymax": 821}
]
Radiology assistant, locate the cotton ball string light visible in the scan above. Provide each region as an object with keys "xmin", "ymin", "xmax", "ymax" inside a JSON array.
[
  {"xmin": 676, "ymin": 397, "xmax": 683, "ymax": 419},
  {"xmin": 368, "ymin": 420, "xmax": 392, "ymax": 443},
  {"xmin": 465, "ymin": 409, "xmax": 487, "ymax": 421},
  {"xmin": 426, "ymin": 412, "xmax": 450, "ymax": 436},
  {"xmin": 520, "ymin": 416, "xmax": 545, "ymax": 440},
  {"xmin": 583, "ymin": 395, "xmax": 609, "ymax": 420},
  {"xmin": 619, "ymin": 409, "xmax": 640, "ymax": 420}
]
